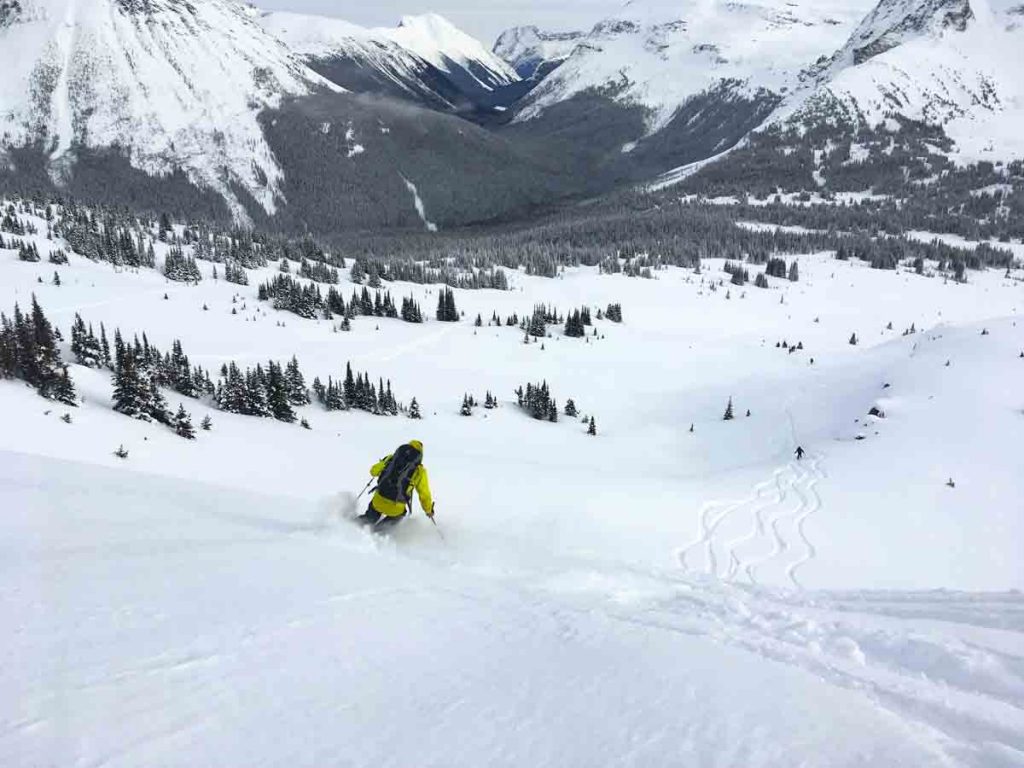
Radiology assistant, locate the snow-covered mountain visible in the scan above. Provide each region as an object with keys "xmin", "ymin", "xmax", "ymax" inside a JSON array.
[
  {"xmin": 778, "ymin": 0, "xmax": 1024, "ymax": 161},
  {"xmin": 0, "ymin": 2, "xmax": 558, "ymax": 231},
  {"xmin": 260, "ymin": 11, "xmax": 519, "ymax": 111},
  {"xmin": 492, "ymin": 25, "xmax": 585, "ymax": 80},
  {"xmin": 514, "ymin": 0, "xmax": 875, "ymax": 133},
  {"xmin": 0, "ymin": 0, "xmax": 336, "ymax": 218}
]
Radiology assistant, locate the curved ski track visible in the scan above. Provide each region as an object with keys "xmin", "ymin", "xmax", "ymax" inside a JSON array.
[{"xmin": 677, "ymin": 455, "xmax": 825, "ymax": 589}]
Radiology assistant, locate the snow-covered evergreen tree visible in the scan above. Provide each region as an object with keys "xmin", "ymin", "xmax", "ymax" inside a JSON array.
[
  {"xmin": 174, "ymin": 404, "xmax": 196, "ymax": 439},
  {"xmin": 285, "ymin": 356, "xmax": 310, "ymax": 406}
]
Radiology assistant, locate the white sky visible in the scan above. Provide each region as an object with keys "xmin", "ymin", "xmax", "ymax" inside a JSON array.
[{"xmin": 257, "ymin": 0, "xmax": 629, "ymax": 44}]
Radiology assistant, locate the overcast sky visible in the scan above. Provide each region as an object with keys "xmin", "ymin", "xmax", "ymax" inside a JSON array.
[{"xmin": 258, "ymin": 0, "xmax": 627, "ymax": 44}]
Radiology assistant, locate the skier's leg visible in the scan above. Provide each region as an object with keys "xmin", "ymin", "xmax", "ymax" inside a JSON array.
[
  {"xmin": 374, "ymin": 514, "xmax": 405, "ymax": 532},
  {"xmin": 356, "ymin": 505, "xmax": 382, "ymax": 526}
]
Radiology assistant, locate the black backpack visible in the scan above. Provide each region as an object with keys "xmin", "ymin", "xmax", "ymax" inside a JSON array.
[{"xmin": 376, "ymin": 444, "xmax": 422, "ymax": 505}]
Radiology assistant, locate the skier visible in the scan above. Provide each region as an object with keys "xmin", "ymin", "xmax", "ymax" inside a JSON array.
[
  {"xmin": 795, "ymin": 446, "xmax": 805, "ymax": 461},
  {"xmin": 357, "ymin": 440, "xmax": 434, "ymax": 531}
]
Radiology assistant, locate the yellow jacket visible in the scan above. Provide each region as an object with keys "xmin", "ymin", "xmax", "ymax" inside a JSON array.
[{"xmin": 369, "ymin": 454, "xmax": 433, "ymax": 518}]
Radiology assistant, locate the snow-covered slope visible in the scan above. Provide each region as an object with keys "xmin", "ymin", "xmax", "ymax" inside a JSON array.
[
  {"xmin": 779, "ymin": 0, "xmax": 1024, "ymax": 161},
  {"xmin": 2, "ymin": 199, "xmax": 1024, "ymax": 765},
  {"xmin": 0, "ymin": 0, "xmax": 337, "ymax": 218},
  {"xmin": 386, "ymin": 13, "xmax": 518, "ymax": 90},
  {"xmin": 260, "ymin": 11, "xmax": 519, "ymax": 109},
  {"xmin": 515, "ymin": 0, "xmax": 875, "ymax": 133},
  {"xmin": 492, "ymin": 25, "xmax": 584, "ymax": 79}
]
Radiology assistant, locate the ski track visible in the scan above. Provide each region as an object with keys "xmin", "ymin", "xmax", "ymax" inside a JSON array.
[
  {"xmin": 787, "ymin": 456, "xmax": 823, "ymax": 589},
  {"xmin": 314, "ymin": 516, "xmax": 1024, "ymax": 767},
  {"xmin": 355, "ymin": 322, "xmax": 456, "ymax": 365},
  {"xmin": 583, "ymin": 583, "xmax": 1024, "ymax": 767},
  {"xmin": 678, "ymin": 454, "xmax": 824, "ymax": 589}
]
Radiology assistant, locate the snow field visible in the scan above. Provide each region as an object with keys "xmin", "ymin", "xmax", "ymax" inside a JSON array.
[{"xmin": 2, "ymin": 209, "xmax": 1024, "ymax": 765}]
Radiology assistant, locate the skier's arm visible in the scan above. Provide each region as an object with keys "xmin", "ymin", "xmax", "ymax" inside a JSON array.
[
  {"xmin": 370, "ymin": 455, "xmax": 391, "ymax": 477},
  {"xmin": 415, "ymin": 466, "xmax": 434, "ymax": 516}
]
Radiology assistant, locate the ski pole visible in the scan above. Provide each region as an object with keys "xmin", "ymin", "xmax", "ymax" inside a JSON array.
[
  {"xmin": 430, "ymin": 516, "xmax": 446, "ymax": 544},
  {"xmin": 355, "ymin": 478, "xmax": 375, "ymax": 502}
]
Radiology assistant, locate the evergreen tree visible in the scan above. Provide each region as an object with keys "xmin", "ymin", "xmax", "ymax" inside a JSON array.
[
  {"xmin": 343, "ymin": 362, "xmax": 357, "ymax": 405},
  {"xmin": 112, "ymin": 348, "xmax": 147, "ymax": 420},
  {"xmin": 564, "ymin": 398, "xmax": 578, "ymax": 417},
  {"xmin": 401, "ymin": 296, "xmax": 424, "ymax": 323},
  {"xmin": 384, "ymin": 380, "xmax": 398, "ymax": 415},
  {"xmin": 30, "ymin": 296, "xmax": 64, "ymax": 397},
  {"xmin": 445, "ymin": 288, "xmax": 458, "ymax": 321},
  {"xmin": 0, "ymin": 296, "xmax": 76, "ymax": 402},
  {"xmin": 564, "ymin": 309, "xmax": 585, "ymax": 337},
  {"xmin": 266, "ymin": 361, "xmax": 296, "ymax": 422},
  {"xmin": 163, "ymin": 247, "xmax": 202, "ymax": 283},
  {"xmin": 138, "ymin": 355, "xmax": 170, "ymax": 424},
  {"xmin": 99, "ymin": 324, "xmax": 112, "ymax": 368},
  {"xmin": 285, "ymin": 356, "xmax": 310, "ymax": 406},
  {"xmin": 788, "ymin": 261, "xmax": 800, "ymax": 282},
  {"xmin": 460, "ymin": 393, "xmax": 473, "ymax": 416},
  {"xmin": 519, "ymin": 380, "xmax": 558, "ymax": 421},
  {"xmin": 436, "ymin": 287, "xmax": 458, "ymax": 322},
  {"xmin": 528, "ymin": 305, "xmax": 547, "ymax": 338},
  {"xmin": 723, "ymin": 397, "xmax": 735, "ymax": 421},
  {"xmin": 52, "ymin": 366, "xmax": 77, "ymax": 406},
  {"xmin": 71, "ymin": 314, "xmax": 102, "ymax": 368},
  {"xmin": 408, "ymin": 397, "xmax": 422, "ymax": 419},
  {"xmin": 849, "ymin": 332, "xmax": 859, "ymax": 345},
  {"xmin": 201, "ymin": 415, "xmax": 213, "ymax": 431},
  {"xmin": 587, "ymin": 416, "xmax": 597, "ymax": 436},
  {"xmin": 174, "ymin": 404, "xmax": 196, "ymax": 439}
]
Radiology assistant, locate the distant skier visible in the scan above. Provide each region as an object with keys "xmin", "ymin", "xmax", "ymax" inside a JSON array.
[
  {"xmin": 357, "ymin": 440, "xmax": 434, "ymax": 531},
  {"xmin": 795, "ymin": 446, "xmax": 805, "ymax": 461}
]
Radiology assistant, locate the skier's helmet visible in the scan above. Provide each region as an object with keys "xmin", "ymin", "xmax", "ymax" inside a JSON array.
[{"xmin": 409, "ymin": 440, "xmax": 423, "ymax": 453}]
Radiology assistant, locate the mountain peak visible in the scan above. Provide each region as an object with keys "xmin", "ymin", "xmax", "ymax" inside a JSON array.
[
  {"xmin": 845, "ymin": 0, "xmax": 974, "ymax": 65},
  {"xmin": 386, "ymin": 11, "xmax": 518, "ymax": 85},
  {"xmin": 397, "ymin": 12, "xmax": 459, "ymax": 34},
  {"xmin": 493, "ymin": 24, "xmax": 584, "ymax": 79}
]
